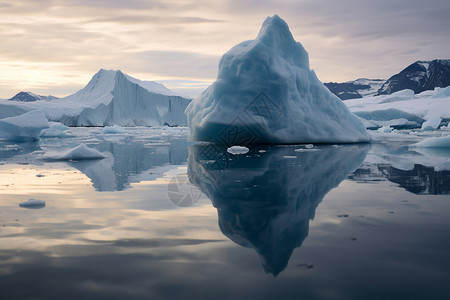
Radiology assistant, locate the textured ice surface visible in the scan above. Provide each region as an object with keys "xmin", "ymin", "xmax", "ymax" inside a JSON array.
[
  {"xmin": 186, "ymin": 15, "xmax": 369, "ymax": 145},
  {"xmin": 0, "ymin": 110, "xmax": 49, "ymax": 141}
]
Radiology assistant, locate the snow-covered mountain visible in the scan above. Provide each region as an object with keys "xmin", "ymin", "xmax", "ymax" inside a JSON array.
[
  {"xmin": 0, "ymin": 69, "xmax": 192, "ymax": 126},
  {"xmin": 376, "ymin": 59, "xmax": 450, "ymax": 95},
  {"xmin": 324, "ymin": 79, "xmax": 384, "ymax": 100},
  {"xmin": 9, "ymin": 91, "xmax": 59, "ymax": 102}
]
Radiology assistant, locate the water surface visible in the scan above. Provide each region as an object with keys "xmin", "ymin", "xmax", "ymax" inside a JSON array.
[{"xmin": 0, "ymin": 128, "xmax": 449, "ymax": 300}]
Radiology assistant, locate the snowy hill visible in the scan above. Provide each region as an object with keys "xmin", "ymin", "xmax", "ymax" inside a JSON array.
[
  {"xmin": 346, "ymin": 87, "xmax": 450, "ymax": 129},
  {"xmin": 376, "ymin": 59, "xmax": 450, "ymax": 95},
  {"xmin": 324, "ymin": 79, "xmax": 384, "ymax": 100},
  {"xmin": 0, "ymin": 69, "xmax": 191, "ymax": 126},
  {"xmin": 9, "ymin": 91, "xmax": 60, "ymax": 102}
]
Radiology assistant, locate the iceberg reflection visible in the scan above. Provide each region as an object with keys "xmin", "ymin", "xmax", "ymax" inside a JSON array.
[
  {"xmin": 188, "ymin": 144, "xmax": 368, "ymax": 275},
  {"xmin": 69, "ymin": 139, "xmax": 189, "ymax": 191}
]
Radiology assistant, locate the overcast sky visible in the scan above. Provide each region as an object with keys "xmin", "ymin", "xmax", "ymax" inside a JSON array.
[{"xmin": 1, "ymin": 0, "xmax": 449, "ymax": 98}]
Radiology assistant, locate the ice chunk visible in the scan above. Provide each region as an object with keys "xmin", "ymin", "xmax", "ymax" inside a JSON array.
[
  {"xmin": 103, "ymin": 125, "xmax": 126, "ymax": 134},
  {"xmin": 19, "ymin": 199, "xmax": 46, "ymax": 209},
  {"xmin": 378, "ymin": 126, "xmax": 393, "ymax": 133},
  {"xmin": 185, "ymin": 15, "xmax": 369, "ymax": 145},
  {"xmin": 421, "ymin": 116, "xmax": 442, "ymax": 131},
  {"xmin": 39, "ymin": 122, "xmax": 72, "ymax": 138},
  {"xmin": 410, "ymin": 135, "xmax": 450, "ymax": 148},
  {"xmin": 44, "ymin": 143, "xmax": 106, "ymax": 160},
  {"xmin": 0, "ymin": 110, "xmax": 49, "ymax": 141},
  {"xmin": 227, "ymin": 146, "xmax": 249, "ymax": 155}
]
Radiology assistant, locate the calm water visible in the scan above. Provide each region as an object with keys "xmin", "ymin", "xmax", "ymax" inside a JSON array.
[{"xmin": 0, "ymin": 128, "xmax": 449, "ymax": 300}]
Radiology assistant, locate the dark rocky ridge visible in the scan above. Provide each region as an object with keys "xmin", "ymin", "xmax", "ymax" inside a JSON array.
[
  {"xmin": 376, "ymin": 59, "xmax": 450, "ymax": 95},
  {"xmin": 9, "ymin": 91, "xmax": 59, "ymax": 102}
]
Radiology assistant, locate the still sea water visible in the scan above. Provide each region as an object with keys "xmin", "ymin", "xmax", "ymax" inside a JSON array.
[{"xmin": 0, "ymin": 127, "xmax": 449, "ymax": 300}]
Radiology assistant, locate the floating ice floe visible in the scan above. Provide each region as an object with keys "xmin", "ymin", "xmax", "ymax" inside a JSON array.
[
  {"xmin": 44, "ymin": 143, "xmax": 107, "ymax": 161},
  {"xmin": 39, "ymin": 122, "xmax": 72, "ymax": 138},
  {"xmin": 103, "ymin": 125, "xmax": 126, "ymax": 134},
  {"xmin": 410, "ymin": 135, "xmax": 450, "ymax": 148},
  {"xmin": 186, "ymin": 15, "xmax": 369, "ymax": 145},
  {"xmin": 227, "ymin": 146, "xmax": 250, "ymax": 155},
  {"xmin": 421, "ymin": 117, "xmax": 442, "ymax": 131},
  {"xmin": 0, "ymin": 110, "xmax": 49, "ymax": 141},
  {"xmin": 19, "ymin": 199, "xmax": 46, "ymax": 209}
]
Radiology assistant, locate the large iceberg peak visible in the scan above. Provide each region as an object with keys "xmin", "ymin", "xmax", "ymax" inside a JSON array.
[
  {"xmin": 186, "ymin": 15, "xmax": 369, "ymax": 145},
  {"xmin": 255, "ymin": 14, "xmax": 309, "ymax": 69}
]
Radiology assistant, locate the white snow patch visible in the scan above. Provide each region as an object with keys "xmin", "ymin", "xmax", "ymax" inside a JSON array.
[{"xmin": 346, "ymin": 87, "xmax": 450, "ymax": 131}]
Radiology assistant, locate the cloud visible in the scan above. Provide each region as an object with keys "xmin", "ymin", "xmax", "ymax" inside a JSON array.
[{"xmin": 0, "ymin": 0, "xmax": 449, "ymax": 97}]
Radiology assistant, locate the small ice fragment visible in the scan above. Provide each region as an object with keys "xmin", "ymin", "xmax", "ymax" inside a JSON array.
[
  {"xmin": 103, "ymin": 125, "xmax": 126, "ymax": 134},
  {"xmin": 305, "ymin": 144, "xmax": 314, "ymax": 149},
  {"xmin": 283, "ymin": 155, "xmax": 297, "ymax": 159},
  {"xmin": 421, "ymin": 117, "xmax": 441, "ymax": 131},
  {"xmin": 227, "ymin": 146, "xmax": 249, "ymax": 155},
  {"xmin": 19, "ymin": 199, "xmax": 45, "ymax": 209},
  {"xmin": 377, "ymin": 126, "xmax": 393, "ymax": 133}
]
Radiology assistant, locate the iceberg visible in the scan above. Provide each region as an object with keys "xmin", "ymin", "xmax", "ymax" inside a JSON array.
[
  {"xmin": 0, "ymin": 69, "xmax": 192, "ymax": 127},
  {"xmin": 0, "ymin": 110, "xmax": 49, "ymax": 141},
  {"xmin": 185, "ymin": 15, "xmax": 369, "ymax": 145}
]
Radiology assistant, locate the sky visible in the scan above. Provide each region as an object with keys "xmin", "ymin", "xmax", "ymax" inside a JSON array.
[{"xmin": 1, "ymin": 0, "xmax": 449, "ymax": 99}]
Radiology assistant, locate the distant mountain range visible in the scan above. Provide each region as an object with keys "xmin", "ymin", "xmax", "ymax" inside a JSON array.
[
  {"xmin": 9, "ymin": 91, "xmax": 60, "ymax": 102},
  {"xmin": 325, "ymin": 59, "xmax": 450, "ymax": 100},
  {"xmin": 324, "ymin": 79, "xmax": 384, "ymax": 100}
]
